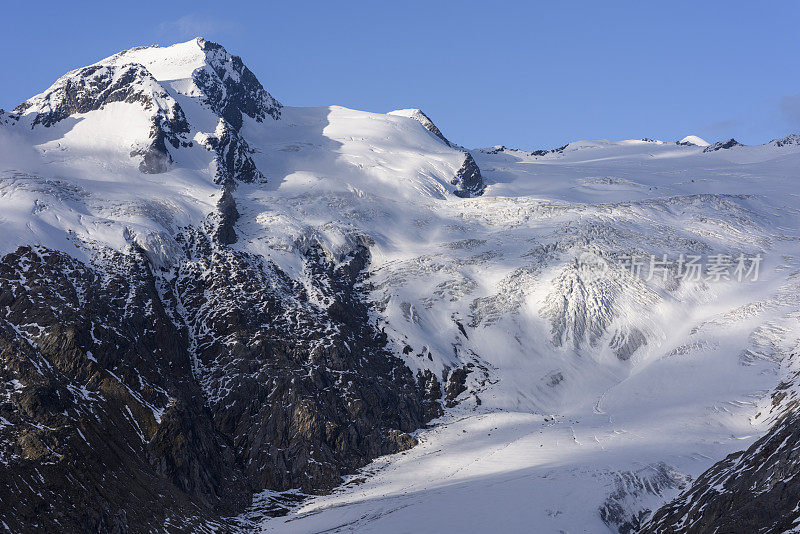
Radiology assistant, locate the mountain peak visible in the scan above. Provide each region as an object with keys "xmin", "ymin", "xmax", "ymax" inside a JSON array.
[
  {"xmin": 14, "ymin": 38, "xmax": 280, "ymax": 132},
  {"xmin": 389, "ymin": 108, "xmax": 451, "ymax": 146},
  {"xmin": 769, "ymin": 133, "xmax": 800, "ymax": 148},
  {"xmin": 107, "ymin": 37, "xmax": 211, "ymax": 81},
  {"xmin": 13, "ymin": 61, "xmax": 189, "ymax": 135},
  {"xmin": 677, "ymin": 135, "xmax": 710, "ymax": 147},
  {"xmin": 104, "ymin": 37, "xmax": 281, "ymax": 128},
  {"xmin": 703, "ymin": 138, "xmax": 743, "ymax": 152}
]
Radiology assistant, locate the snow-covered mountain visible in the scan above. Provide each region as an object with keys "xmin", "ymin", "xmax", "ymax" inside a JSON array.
[{"xmin": 1, "ymin": 38, "xmax": 800, "ymax": 533}]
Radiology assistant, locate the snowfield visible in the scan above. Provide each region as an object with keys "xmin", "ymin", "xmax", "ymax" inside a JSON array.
[
  {"xmin": 252, "ymin": 138, "xmax": 800, "ymax": 533},
  {"xmin": 2, "ymin": 38, "xmax": 800, "ymax": 532}
]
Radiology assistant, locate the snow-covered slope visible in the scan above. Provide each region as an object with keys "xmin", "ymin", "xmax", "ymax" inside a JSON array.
[
  {"xmin": 678, "ymin": 134, "xmax": 710, "ymax": 146},
  {"xmin": 3, "ymin": 37, "xmax": 800, "ymax": 533},
  {"xmin": 0, "ymin": 38, "xmax": 484, "ymax": 266},
  {"xmin": 254, "ymin": 136, "xmax": 800, "ymax": 532},
  {"xmin": 388, "ymin": 108, "xmax": 453, "ymax": 146}
]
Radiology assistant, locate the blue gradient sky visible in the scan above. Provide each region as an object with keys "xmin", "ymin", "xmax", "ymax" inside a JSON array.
[{"xmin": 2, "ymin": 1, "xmax": 798, "ymax": 149}]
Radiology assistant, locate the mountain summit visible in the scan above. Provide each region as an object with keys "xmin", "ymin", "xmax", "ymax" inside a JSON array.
[
  {"xmin": 12, "ymin": 38, "xmax": 280, "ymax": 177},
  {"xmin": 677, "ymin": 134, "xmax": 710, "ymax": 146},
  {"xmin": 16, "ymin": 37, "xmax": 281, "ymax": 128}
]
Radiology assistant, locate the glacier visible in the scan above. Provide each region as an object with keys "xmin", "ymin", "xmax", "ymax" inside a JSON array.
[{"xmin": 1, "ymin": 37, "xmax": 799, "ymax": 533}]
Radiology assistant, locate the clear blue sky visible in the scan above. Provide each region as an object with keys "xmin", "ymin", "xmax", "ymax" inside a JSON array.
[{"xmin": 2, "ymin": 0, "xmax": 799, "ymax": 149}]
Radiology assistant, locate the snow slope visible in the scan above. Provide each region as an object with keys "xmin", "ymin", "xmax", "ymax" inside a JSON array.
[
  {"xmin": 3, "ymin": 38, "xmax": 800, "ymax": 533},
  {"xmin": 678, "ymin": 135, "xmax": 710, "ymax": 146},
  {"xmin": 253, "ymin": 137, "xmax": 800, "ymax": 532}
]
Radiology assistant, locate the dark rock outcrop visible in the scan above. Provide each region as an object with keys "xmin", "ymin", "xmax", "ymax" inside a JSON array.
[
  {"xmin": 389, "ymin": 109, "xmax": 484, "ymax": 197},
  {"xmin": 417, "ymin": 369, "xmax": 444, "ymax": 420},
  {"xmin": 451, "ymin": 152, "xmax": 485, "ymax": 198},
  {"xmin": 389, "ymin": 108, "xmax": 452, "ymax": 146},
  {"xmin": 14, "ymin": 62, "xmax": 191, "ymax": 174},
  {"xmin": 212, "ymin": 186, "xmax": 241, "ymax": 245},
  {"xmin": 703, "ymin": 138, "xmax": 743, "ymax": 152},
  {"xmin": 770, "ymin": 133, "xmax": 800, "ymax": 148},
  {"xmin": 443, "ymin": 366, "xmax": 471, "ymax": 407},
  {"xmin": 530, "ymin": 143, "xmax": 569, "ymax": 156},
  {"xmin": 14, "ymin": 63, "xmax": 189, "ymax": 138},
  {"xmin": 131, "ymin": 112, "xmax": 192, "ymax": 174},
  {"xmin": 0, "ymin": 226, "xmax": 438, "ymax": 531},
  {"xmin": 395, "ymin": 109, "xmax": 451, "ymax": 146},
  {"xmin": 200, "ymin": 118, "xmax": 264, "ymax": 184},
  {"xmin": 642, "ymin": 410, "xmax": 800, "ymax": 533},
  {"xmin": 479, "ymin": 144, "xmax": 565, "ymax": 157},
  {"xmin": 192, "ymin": 38, "xmax": 282, "ymax": 129}
]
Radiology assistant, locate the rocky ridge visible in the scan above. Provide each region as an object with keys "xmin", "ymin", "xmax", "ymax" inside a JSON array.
[{"xmin": 0, "ymin": 38, "xmax": 455, "ymax": 532}]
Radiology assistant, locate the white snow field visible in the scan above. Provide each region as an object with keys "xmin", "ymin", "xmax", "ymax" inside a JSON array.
[
  {"xmin": 253, "ymin": 138, "xmax": 800, "ymax": 533},
  {"xmin": 2, "ymin": 38, "xmax": 800, "ymax": 532}
]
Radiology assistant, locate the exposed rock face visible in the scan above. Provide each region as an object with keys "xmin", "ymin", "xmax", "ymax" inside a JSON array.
[
  {"xmin": 0, "ymin": 215, "xmax": 435, "ymax": 531},
  {"xmin": 12, "ymin": 38, "xmax": 278, "ymax": 178},
  {"xmin": 198, "ymin": 118, "xmax": 264, "ymax": 184},
  {"xmin": 131, "ymin": 112, "xmax": 191, "ymax": 174},
  {"xmin": 451, "ymin": 152, "xmax": 485, "ymax": 198},
  {"xmin": 14, "ymin": 64, "xmax": 185, "ymax": 130},
  {"xmin": 212, "ymin": 186, "xmax": 241, "ymax": 244},
  {"xmin": 192, "ymin": 38, "xmax": 282, "ymax": 128},
  {"xmin": 642, "ymin": 410, "xmax": 800, "ymax": 533},
  {"xmin": 770, "ymin": 133, "xmax": 800, "ymax": 148},
  {"xmin": 14, "ymin": 62, "xmax": 192, "ymax": 175},
  {"xmin": 443, "ymin": 366, "xmax": 470, "ymax": 407},
  {"xmin": 530, "ymin": 143, "xmax": 569, "ymax": 156},
  {"xmin": 703, "ymin": 138, "xmax": 743, "ymax": 152},
  {"xmin": 0, "ymin": 246, "xmax": 228, "ymax": 532}
]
